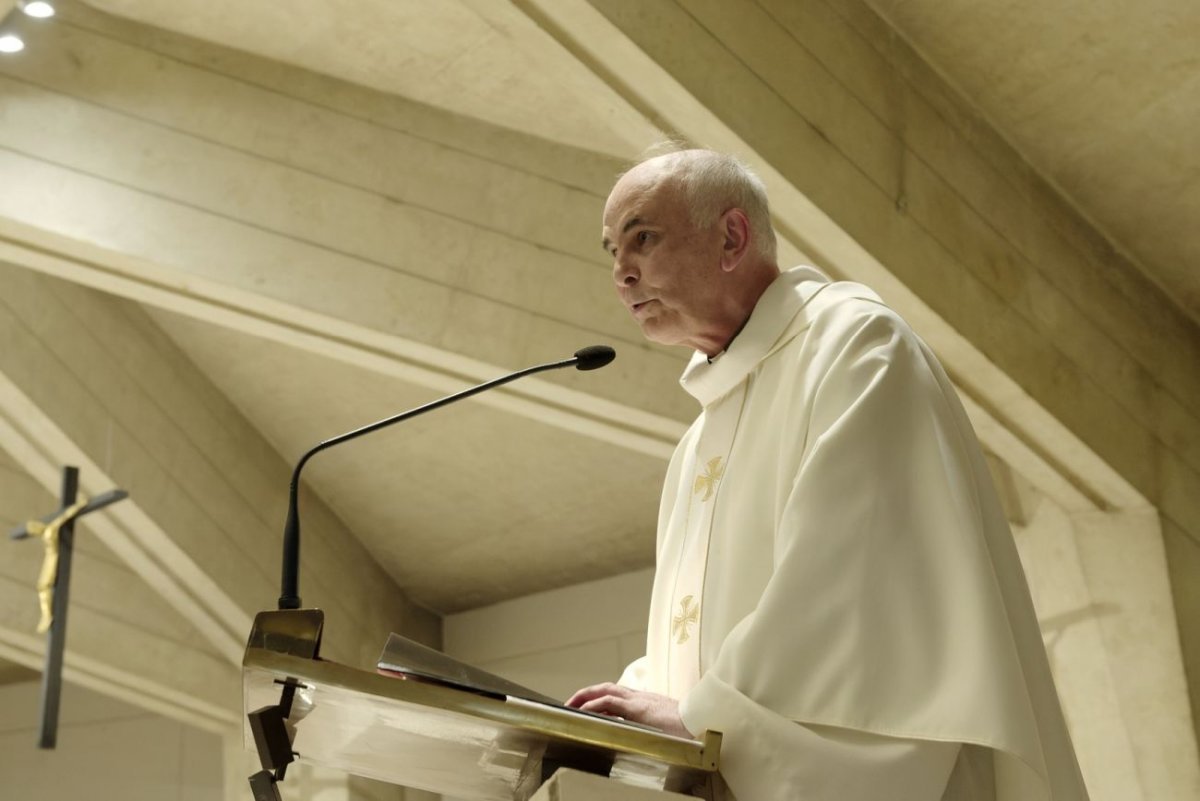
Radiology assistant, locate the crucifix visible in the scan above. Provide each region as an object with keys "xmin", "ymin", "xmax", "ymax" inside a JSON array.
[{"xmin": 9, "ymin": 465, "xmax": 128, "ymax": 749}]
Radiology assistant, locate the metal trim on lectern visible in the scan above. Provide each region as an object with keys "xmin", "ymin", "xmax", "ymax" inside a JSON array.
[{"xmin": 242, "ymin": 610, "xmax": 721, "ymax": 801}]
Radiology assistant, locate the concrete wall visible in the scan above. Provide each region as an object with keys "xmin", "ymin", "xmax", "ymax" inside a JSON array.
[
  {"xmin": 1013, "ymin": 500, "xmax": 1199, "ymax": 799},
  {"xmin": 0, "ymin": 678, "xmax": 224, "ymax": 801},
  {"xmin": 0, "ymin": 676, "xmax": 433, "ymax": 801},
  {"xmin": 444, "ymin": 569, "xmax": 653, "ymax": 702}
]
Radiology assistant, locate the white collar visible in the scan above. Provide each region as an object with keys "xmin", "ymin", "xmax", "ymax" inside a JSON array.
[{"xmin": 680, "ymin": 266, "xmax": 830, "ymax": 407}]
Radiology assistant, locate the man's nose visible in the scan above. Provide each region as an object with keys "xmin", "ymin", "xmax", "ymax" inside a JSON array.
[{"xmin": 613, "ymin": 255, "xmax": 639, "ymax": 287}]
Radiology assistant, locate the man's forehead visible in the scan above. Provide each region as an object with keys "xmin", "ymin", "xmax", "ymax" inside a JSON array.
[
  {"xmin": 613, "ymin": 159, "xmax": 676, "ymax": 200},
  {"xmin": 602, "ymin": 167, "xmax": 676, "ymax": 237},
  {"xmin": 608, "ymin": 168, "xmax": 656, "ymax": 210}
]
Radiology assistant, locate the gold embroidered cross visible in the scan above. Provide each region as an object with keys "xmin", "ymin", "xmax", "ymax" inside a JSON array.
[
  {"xmin": 692, "ymin": 456, "xmax": 725, "ymax": 502},
  {"xmin": 671, "ymin": 595, "xmax": 700, "ymax": 644}
]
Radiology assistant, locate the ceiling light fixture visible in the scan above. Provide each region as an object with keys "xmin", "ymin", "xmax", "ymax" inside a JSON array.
[
  {"xmin": 19, "ymin": 1, "xmax": 55, "ymax": 18},
  {"xmin": 0, "ymin": 1, "xmax": 55, "ymax": 55}
]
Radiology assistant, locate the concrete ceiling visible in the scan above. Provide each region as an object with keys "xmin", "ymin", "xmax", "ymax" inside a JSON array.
[
  {"xmin": 83, "ymin": 0, "xmax": 660, "ymax": 160},
  {"xmin": 865, "ymin": 0, "xmax": 1200, "ymax": 324}
]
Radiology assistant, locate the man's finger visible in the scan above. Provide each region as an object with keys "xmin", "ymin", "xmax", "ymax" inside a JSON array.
[
  {"xmin": 578, "ymin": 695, "xmax": 633, "ymax": 719},
  {"xmin": 565, "ymin": 683, "xmax": 629, "ymax": 708}
]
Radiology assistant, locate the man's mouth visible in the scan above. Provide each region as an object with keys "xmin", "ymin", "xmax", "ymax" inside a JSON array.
[{"xmin": 631, "ymin": 299, "xmax": 655, "ymax": 313}]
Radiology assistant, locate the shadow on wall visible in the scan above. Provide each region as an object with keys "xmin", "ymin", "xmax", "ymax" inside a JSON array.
[{"xmin": 1040, "ymin": 602, "xmax": 1119, "ymax": 660}]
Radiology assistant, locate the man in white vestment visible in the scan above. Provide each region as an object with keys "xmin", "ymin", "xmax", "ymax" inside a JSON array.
[{"xmin": 565, "ymin": 149, "xmax": 1089, "ymax": 801}]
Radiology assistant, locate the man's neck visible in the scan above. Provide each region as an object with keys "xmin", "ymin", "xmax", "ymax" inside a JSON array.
[
  {"xmin": 704, "ymin": 265, "xmax": 781, "ymax": 359},
  {"xmin": 706, "ymin": 312, "xmax": 753, "ymax": 361}
]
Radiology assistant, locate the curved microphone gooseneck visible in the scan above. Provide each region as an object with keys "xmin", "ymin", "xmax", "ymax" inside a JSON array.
[{"xmin": 277, "ymin": 345, "xmax": 616, "ymax": 610}]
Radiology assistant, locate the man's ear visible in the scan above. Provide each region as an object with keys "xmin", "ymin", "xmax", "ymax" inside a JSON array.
[{"xmin": 719, "ymin": 208, "xmax": 752, "ymax": 272}]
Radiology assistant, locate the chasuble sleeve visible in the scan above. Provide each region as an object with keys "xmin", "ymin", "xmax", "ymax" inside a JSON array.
[
  {"xmin": 677, "ymin": 300, "xmax": 1056, "ymax": 800},
  {"xmin": 680, "ymin": 672, "xmax": 961, "ymax": 801}
]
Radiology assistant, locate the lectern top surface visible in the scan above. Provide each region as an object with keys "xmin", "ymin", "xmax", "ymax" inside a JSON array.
[{"xmin": 243, "ymin": 646, "xmax": 719, "ymax": 801}]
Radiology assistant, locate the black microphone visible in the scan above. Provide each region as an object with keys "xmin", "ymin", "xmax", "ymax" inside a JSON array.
[
  {"xmin": 277, "ymin": 345, "xmax": 616, "ymax": 610},
  {"xmin": 573, "ymin": 344, "xmax": 616, "ymax": 371}
]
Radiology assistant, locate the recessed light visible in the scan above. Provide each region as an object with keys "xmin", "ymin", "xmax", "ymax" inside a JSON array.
[
  {"xmin": 20, "ymin": 1, "xmax": 56, "ymax": 18},
  {"xmin": 0, "ymin": 34, "xmax": 25, "ymax": 53}
]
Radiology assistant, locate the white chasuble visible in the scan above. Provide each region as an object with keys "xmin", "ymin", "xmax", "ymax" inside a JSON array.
[
  {"xmin": 661, "ymin": 381, "xmax": 748, "ymax": 697},
  {"xmin": 620, "ymin": 267, "xmax": 1088, "ymax": 801}
]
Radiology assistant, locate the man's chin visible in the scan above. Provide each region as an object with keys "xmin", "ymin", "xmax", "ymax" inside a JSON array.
[
  {"xmin": 640, "ymin": 324, "xmax": 690, "ymax": 350},
  {"xmin": 638, "ymin": 318, "xmax": 666, "ymax": 340}
]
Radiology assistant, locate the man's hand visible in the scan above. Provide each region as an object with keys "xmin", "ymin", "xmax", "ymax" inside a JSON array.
[{"xmin": 565, "ymin": 683, "xmax": 693, "ymax": 739}]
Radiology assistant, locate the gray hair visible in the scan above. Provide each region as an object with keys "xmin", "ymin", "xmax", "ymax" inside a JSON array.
[{"xmin": 629, "ymin": 145, "xmax": 778, "ymax": 263}]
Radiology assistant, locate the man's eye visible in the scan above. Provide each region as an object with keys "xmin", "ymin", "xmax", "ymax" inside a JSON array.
[{"xmin": 637, "ymin": 231, "xmax": 652, "ymax": 244}]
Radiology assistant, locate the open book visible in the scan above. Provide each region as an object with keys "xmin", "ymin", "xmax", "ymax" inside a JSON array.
[
  {"xmin": 377, "ymin": 632, "xmax": 561, "ymax": 706},
  {"xmin": 376, "ymin": 632, "xmax": 663, "ymax": 733}
]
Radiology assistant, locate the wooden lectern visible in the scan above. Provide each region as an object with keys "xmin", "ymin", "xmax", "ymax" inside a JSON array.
[{"xmin": 242, "ymin": 610, "xmax": 722, "ymax": 800}]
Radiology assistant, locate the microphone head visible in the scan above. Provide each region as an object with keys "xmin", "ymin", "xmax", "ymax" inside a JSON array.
[{"xmin": 573, "ymin": 345, "xmax": 616, "ymax": 371}]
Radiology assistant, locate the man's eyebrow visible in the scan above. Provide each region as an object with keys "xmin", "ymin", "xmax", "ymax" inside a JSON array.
[{"xmin": 601, "ymin": 216, "xmax": 645, "ymax": 253}]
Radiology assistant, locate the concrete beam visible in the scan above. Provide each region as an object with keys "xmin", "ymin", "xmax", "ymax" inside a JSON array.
[{"xmin": 0, "ymin": 219, "xmax": 683, "ymax": 461}]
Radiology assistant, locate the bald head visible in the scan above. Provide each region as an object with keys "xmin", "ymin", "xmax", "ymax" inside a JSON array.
[
  {"xmin": 620, "ymin": 149, "xmax": 778, "ymax": 265},
  {"xmin": 601, "ymin": 149, "xmax": 781, "ymax": 356}
]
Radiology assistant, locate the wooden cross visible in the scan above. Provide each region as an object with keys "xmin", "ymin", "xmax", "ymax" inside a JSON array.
[{"xmin": 10, "ymin": 465, "xmax": 127, "ymax": 749}]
